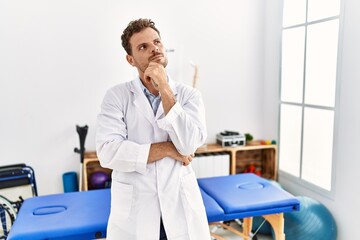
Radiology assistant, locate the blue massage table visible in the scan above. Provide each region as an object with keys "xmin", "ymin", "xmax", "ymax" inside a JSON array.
[
  {"xmin": 8, "ymin": 173, "xmax": 299, "ymax": 240},
  {"xmin": 7, "ymin": 189, "xmax": 110, "ymax": 240},
  {"xmin": 198, "ymin": 173, "xmax": 300, "ymax": 240}
]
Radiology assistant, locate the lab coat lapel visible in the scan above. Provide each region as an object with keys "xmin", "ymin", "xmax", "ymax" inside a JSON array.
[
  {"xmin": 155, "ymin": 104, "xmax": 164, "ymax": 119},
  {"xmin": 130, "ymin": 79, "xmax": 154, "ymax": 124}
]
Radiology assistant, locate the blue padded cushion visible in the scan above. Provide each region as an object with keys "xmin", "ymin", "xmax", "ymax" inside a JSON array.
[
  {"xmin": 198, "ymin": 173, "xmax": 300, "ymax": 218},
  {"xmin": 8, "ymin": 189, "xmax": 110, "ymax": 240},
  {"xmin": 200, "ymin": 188, "xmax": 225, "ymax": 222}
]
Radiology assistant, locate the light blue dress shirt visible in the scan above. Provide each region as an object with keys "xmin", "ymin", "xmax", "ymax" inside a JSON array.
[{"xmin": 139, "ymin": 79, "xmax": 161, "ymax": 115}]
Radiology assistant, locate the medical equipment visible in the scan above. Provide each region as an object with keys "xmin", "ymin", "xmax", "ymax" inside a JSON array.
[
  {"xmin": 0, "ymin": 164, "xmax": 37, "ymax": 239},
  {"xmin": 74, "ymin": 125, "xmax": 88, "ymax": 191},
  {"xmin": 216, "ymin": 131, "xmax": 246, "ymax": 147}
]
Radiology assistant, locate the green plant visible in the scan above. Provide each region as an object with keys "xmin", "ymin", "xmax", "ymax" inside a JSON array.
[{"xmin": 245, "ymin": 133, "xmax": 253, "ymax": 141}]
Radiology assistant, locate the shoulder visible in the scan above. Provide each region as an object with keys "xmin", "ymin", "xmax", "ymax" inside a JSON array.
[
  {"xmin": 101, "ymin": 80, "xmax": 137, "ymax": 109},
  {"xmin": 105, "ymin": 80, "xmax": 135, "ymax": 98},
  {"xmin": 108, "ymin": 81, "xmax": 130, "ymax": 93}
]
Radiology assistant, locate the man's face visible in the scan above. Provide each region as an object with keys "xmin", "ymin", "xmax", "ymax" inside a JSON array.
[{"xmin": 127, "ymin": 27, "xmax": 168, "ymax": 73}]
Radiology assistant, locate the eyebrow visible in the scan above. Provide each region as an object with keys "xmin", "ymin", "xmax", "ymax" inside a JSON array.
[
  {"xmin": 135, "ymin": 38, "xmax": 161, "ymax": 49},
  {"xmin": 136, "ymin": 43, "xmax": 146, "ymax": 49}
]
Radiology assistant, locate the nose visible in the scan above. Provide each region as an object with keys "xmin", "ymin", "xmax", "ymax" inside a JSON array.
[{"xmin": 152, "ymin": 44, "xmax": 159, "ymax": 53}]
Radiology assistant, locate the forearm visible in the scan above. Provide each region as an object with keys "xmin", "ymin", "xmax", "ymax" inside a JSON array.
[
  {"xmin": 159, "ymin": 85, "xmax": 176, "ymax": 115},
  {"xmin": 148, "ymin": 141, "xmax": 193, "ymax": 166}
]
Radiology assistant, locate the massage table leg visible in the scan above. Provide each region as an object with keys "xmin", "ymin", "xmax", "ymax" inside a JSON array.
[
  {"xmin": 210, "ymin": 231, "xmax": 226, "ymax": 240},
  {"xmin": 234, "ymin": 214, "xmax": 285, "ymax": 240},
  {"xmin": 263, "ymin": 213, "xmax": 285, "ymax": 240},
  {"xmin": 209, "ymin": 224, "xmax": 226, "ymax": 240},
  {"xmin": 242, "ymin": 217, "xmax": 253, "ymax": 239},
  {"xmin": 209, "ymin": 220, "xmax": 253, "ymax": 240},
  {"xmin": 209, "ymin": 214, "xmax": 286, "ymax": 240}
]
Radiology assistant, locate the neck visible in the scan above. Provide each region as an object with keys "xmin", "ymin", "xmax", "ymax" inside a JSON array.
[{"xmin": 140, "ymin": 77, "xmax": 159, "ymax": 96}]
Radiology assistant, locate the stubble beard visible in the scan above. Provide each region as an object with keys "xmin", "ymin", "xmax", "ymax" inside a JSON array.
[{"xmin": 140, "ymin": 55, "xmax": 168, "ymax": 73}]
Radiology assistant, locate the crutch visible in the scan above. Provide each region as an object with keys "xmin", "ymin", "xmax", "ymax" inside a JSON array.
[{"xmin": 74, "ymin": 125, "xmax": 88, "ymax": 191}]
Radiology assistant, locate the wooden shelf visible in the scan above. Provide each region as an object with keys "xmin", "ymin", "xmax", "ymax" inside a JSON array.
[
  {"xmin": 83, "ymin": 152, "xmax": 111, "ymax": 191},
  {"xmin": 196, "ymin": 143, "xmax": 278, "ymax": 180}
]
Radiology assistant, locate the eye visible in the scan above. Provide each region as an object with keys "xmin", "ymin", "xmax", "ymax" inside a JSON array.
[
  {"xmin": 138, "ymin": 44, "xmax": 146, "ymax": 51},
  {"xmin": 154, "ymin": 40, "xmax": 161, "ymax": 45}
]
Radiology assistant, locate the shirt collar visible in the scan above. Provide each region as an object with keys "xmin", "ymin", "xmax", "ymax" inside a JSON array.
[
  {"xmin": 139, "ymin": 79, "xmax": 155, "ymax": 98},
  {"xmin": 138, "ymin": 77, "xmax": 170, "ymax": 98}
]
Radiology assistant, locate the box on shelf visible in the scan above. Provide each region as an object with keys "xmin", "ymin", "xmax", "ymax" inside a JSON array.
[{"xmin": 216, "ymin": 131, "xmax": 246, "ymax": 147}]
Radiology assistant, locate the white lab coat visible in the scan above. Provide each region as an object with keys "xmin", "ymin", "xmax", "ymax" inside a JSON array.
[{"xmin": 96, "ymin": 77, "xmax": 211, "ymax": 240}]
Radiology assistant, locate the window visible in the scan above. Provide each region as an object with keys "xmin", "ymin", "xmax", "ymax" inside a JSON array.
[{"xmin": 279, "ymin": 0, "xmax": 341, "ymax": 191}]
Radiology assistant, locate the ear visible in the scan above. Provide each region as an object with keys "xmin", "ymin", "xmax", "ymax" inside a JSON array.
[{"xmin": 126, "ymin": 55, "xmax": 135, "ymax": 66}]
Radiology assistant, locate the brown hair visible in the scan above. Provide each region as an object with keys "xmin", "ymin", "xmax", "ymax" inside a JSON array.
[{"xmin": 121, "ymin": 18, "xmax": 161, "ymax": 55}]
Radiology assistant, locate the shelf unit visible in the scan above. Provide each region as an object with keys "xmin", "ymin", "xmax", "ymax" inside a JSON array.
[
  {"xmin": 82, "ymin": 152, "xmax": 111, "ymax": 191},
  {"xmin": 196, "ymin": 143, "xmax": 278, "ymax": 180}
]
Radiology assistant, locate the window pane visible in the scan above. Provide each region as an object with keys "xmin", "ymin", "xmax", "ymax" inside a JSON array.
[
  {"xmin": 279, "ymin": 104, "xmax": 302, "ymax": 177},
  {"xmin": 281, "ymin": 27, "xmax": 305, "ymax": 103},
  {"xmin": 305, "ymin": 20, "xmax": 339, "ymax": 107},
  {"xmin": 308, "ymin": 0, "xmax": 341, "ymax": 22},
  {"xmin": 302, "ymin": 107, "xmax": 334, "ymax": 190},
  {"xmin": 282, "ymin": 0, "xmax": 306, "ymax": 27}
]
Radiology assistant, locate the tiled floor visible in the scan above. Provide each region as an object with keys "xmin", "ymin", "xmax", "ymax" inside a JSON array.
[{"xmin": 210, "ymin": 221, "xmax": 273, "ymax": 240}]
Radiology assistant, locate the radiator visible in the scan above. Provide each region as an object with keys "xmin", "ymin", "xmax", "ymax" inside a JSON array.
[{"xmin": 192, "ymin": 152, "xmax": 230, "ymax": 178}]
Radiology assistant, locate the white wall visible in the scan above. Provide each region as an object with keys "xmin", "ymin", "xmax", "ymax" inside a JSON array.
[
  {"xmin": 2, "ymin": 0, "xmax": 359, "ymax": 239},
  {"xmin": 264, "ymin": 0, "xmax": 360, "ymax": 239},
  {"xmin": 0, "ymin": 0, "xmax": 266, "ymax": 195}
]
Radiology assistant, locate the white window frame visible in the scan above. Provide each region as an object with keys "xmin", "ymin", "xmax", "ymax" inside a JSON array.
[{"xmin": 278, "ymin": 0, "xmax": 344, "ymax": 198}]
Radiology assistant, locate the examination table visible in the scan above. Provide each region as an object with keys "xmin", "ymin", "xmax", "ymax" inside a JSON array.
[{"xmin": 7, "ymin": 173, "xmax": 299, "ymax": 240}]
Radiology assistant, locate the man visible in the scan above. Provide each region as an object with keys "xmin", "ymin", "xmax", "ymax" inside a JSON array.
[{"xmin": 96, "ymin": 18, "xmax": 211, "ymax": 240}]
